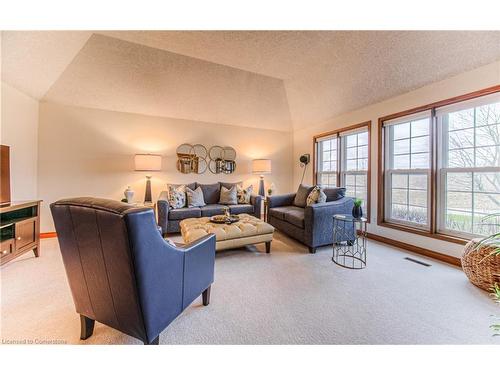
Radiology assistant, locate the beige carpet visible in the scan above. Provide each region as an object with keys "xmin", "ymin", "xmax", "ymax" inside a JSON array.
[{"xmin": 1, "ymin": 232, "xmax": 498, "ymax": 344}]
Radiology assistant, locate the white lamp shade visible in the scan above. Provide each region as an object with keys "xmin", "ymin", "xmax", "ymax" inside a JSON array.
[
  {"xmin": 252, "ymin": 159, "xmax": 271, "ymax": 174},
  {"xmin": 134, "ymin": 154, "xmax": 162, "ymax": 171}
]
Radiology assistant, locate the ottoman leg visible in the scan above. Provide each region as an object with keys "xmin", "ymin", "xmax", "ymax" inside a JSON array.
[{"xmin": 265, "ymin": 241, "xmax": 271, "ymax": 253}]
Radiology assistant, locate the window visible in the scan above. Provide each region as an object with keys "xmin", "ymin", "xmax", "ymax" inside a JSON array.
[
  {"xmin": 341, "ymin": 129, "xmax": 369, "ymax": 213},
  {"xmin": 437, "ymin": 96, "xmax": 500, "ymax": 237},
  {"xmin": 314, "ymin": 122, "xmax": 371, "ymax": 219},
  {"xmin": 383, "ymin": 112, "xmax": 431, "ymax": 228},
  {"xmin": 379, "ymin": 87, "xmax": 500, "ymax": 240},
  {"xmin": 316, "ymin": 135, "xmax": 338, "ymax": 188}
]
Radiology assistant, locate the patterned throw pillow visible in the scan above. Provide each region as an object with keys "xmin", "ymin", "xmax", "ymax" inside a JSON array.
[
  {"xmin": 167, "ymin": 184, "xmax": 186, "ymax": 209},
  {"xmin": 306, "ymin": 186, "xmax": 327, "ymax": 206},
  {"xmin": 237, "ymin": 184, "xmax": 253, "ymax": 204},
  {"xmin": 219, "ymin": 185, "xmax": 238, "ymax": 205},
  {"xmin": 186, "ymin": 186, "xmax": 206, "ymax": 207}
]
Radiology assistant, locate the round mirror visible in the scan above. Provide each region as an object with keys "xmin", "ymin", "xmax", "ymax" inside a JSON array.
[
  {"xmin": 209, "ymin": 146, "xmax": 224, "ymax": 161},
  {"xmin": 223, "ymin": 147, "xmax": 236, "ymax": 161},
  {"xmin": 208, "ymin": 159, "xmax": 219, "ymax": 174},
  {"xmin": 176, "ymin": 143, "xmax": 192, "ymax": 155}
]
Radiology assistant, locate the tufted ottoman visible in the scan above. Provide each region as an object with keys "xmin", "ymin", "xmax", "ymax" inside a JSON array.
[{"xmin": 180, "ymin": 214, "xmax": 274, "ymax": 252}]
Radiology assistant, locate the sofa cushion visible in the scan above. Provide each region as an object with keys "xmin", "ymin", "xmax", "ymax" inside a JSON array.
[
  {"xmin": 323, "ymin": 187, "xmax": 346, "ymax": 202},
  {"xmin": 198, "ymin": 183, "xmax": 221, "ymax": 204},
  {"xmin": 200, "ymin": 204, "xmax": 227, "ymax": 217},
  {"xmin": 269, "ymin": 206, "xmax": 292, "ymax": 221},
  {"xmin": 269, "ymin": 206, "xmax": 305, "ymax": 228},
  {"xmin": 283, "ymin": 206, "xmax": 305, "ymax": 228},
  {"xmin": 169, "ymin": 207, "xmax": 201, "ymax": 220},
  {"xmin": 229, "ymin": 204, "xmax": 254, "ymax": 215},
  {"xmin": 293, "ymin": 184, "xmax": 315, "ymax": 208},
  {"xmin": 219, "ymin": 185, "xmax": 238, "ymax": 205}
]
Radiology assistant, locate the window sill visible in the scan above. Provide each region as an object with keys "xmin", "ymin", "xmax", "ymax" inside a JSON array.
[{"xmin": 377, "ymin": 220, "xmax": 468, "ymax": 245}]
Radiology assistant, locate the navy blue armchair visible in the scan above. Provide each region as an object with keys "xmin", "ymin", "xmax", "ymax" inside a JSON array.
[
  {"xmin": 267, "ymin": 187, "xmax": 355, "ymax": 253},
  {"xmin": 51, "ymin": 197, "xmax": 216, "ymax": 345}
]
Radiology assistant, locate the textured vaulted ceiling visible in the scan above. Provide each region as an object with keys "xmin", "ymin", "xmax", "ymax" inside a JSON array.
[
  {"xmin": 42, "ymin": 34, "xmax": 292, "ymax": 131},
  {"xmin": 2, "ymin": 30, "xmax": 500, "ymax": 131}
]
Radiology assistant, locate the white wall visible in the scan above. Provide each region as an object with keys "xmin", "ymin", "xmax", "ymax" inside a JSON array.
[
  {"xmin": 0, "ymin": 82, "xmax": 39, "ymax": 200},
  {"xmin": 293, "ymin": 60, "xmax": 500, "ymax": 258},
  {"xmin": 38, "ymin": 102, "xmax": 293, "ymax": 232}
]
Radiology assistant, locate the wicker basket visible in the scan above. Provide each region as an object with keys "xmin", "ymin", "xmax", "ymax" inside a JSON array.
[{"xmin": 461, "ymin": 239, "xmax": 500, "ymax": 292}]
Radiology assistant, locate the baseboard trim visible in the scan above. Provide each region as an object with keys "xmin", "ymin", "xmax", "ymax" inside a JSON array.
[
  {"xmin": 366, "ymin": 232, "xmax": 461, "ymax": 267},
  {"xmin": 39, "ymin": 231, "xmax": 460, "ymax": 266}
]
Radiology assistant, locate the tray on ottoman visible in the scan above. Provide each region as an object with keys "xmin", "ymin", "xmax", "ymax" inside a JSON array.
[{"xmin": 180, "ymin": 213, "xmax": 274, "ymax": 252}]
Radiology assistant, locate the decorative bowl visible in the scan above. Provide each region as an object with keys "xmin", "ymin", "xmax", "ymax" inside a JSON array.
[{"xmin": 210, "ymin": 215, "xmax": 240, "ymax": 224}]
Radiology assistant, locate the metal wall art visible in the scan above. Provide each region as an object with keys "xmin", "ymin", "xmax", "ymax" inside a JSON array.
[{"xmin": 176, "ymin": 144, "xmax": 236, "ymax": 174}]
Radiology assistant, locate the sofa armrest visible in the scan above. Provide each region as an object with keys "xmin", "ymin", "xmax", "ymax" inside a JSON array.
[
  {"xmin": 157, "ymin": 191, "xmax": 170, "ymax": 235},
  {"xmin": 304, "ymin": 197, "xmax": 355, "ymax": 247},
  {"xmin": 250, "ymin": 194, "xmax": 263, "ymax": 218},
  {"xmin": 267, "ymin": 193, "xmax": 296, "ymax": 208}
]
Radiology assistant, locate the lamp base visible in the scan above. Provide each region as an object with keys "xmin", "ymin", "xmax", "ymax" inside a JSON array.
[
  {"xmin": 144, "ymin": 176, "xmax": 152, "ymax": 203},
  {"xmin": 258, "ymin": 175, "xmax": 265, "ymax": 196}
]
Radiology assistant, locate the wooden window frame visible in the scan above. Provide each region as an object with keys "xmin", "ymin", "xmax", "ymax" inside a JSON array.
[
  {"xmin": 378, "ymin": 84, "xmax": 500, "ymax": 245},
  {"xmin": 313, "ymin": 121, "xmax": 372, "ymax": 223}
]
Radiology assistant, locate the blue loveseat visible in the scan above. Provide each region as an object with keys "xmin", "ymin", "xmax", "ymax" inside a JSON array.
[{"xmin": 267, "ymin": 186, "xmax": 355, "ymax": 253}]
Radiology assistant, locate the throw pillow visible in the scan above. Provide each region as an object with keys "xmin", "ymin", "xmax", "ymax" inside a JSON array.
[
  {"xmin": 186, "ymin": 186, "xmax": 206, "ymax": 207},
  {"xmin": 197, "ymin": 183, "xmax": 221, "ymax": 204},
  {"xmin": 167, "ymin": 184, "xmax": 186, "ymax": 209},
  {"xmin": 237, "ymin": 184, "xmax": 253, "ymax": 204},
  {"xmin": 293, "ymin": 184, "xmax": 315, "ymax": 208},
  {"xmin": 306, "ymin": 186, "xmax": 327, "ymax": 206},
  {"xmin": 219, "ymin": 185, "xmax": 238, "ymax": 205},
  {"xmin": 322, "ymin": 187, "xmax": 346, "ymax": 202}
]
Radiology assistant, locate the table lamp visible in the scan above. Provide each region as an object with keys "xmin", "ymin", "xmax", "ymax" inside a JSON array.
[
  {"xmin": 134, "ymin": 154, "xmax": 162, "ymax": 203},
  {"xmin": 252, "ymin": 159, "xmax": 271, "ymax": 196}
]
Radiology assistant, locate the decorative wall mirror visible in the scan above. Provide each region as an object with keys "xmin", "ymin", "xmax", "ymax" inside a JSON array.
[
  {"xmin": 176, "ymin": 143, "xmax": 208, "ymax": 174},
  {"xmin": 177, "ymin": 144, "xmax": 236, "ymax": 174}
]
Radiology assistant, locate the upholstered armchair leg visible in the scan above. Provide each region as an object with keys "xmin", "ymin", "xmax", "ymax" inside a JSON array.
[
  {"xmin": 144, "ymin": 336, "xmax": 159, "ymax": 345},
  {"xmin": 308, "ymin": 246, "xmax": 316, "ymax": 254},
  {"xmin": 202, "ymin": 286, "xmax": 211, "ymax": 306},
  {"xmin": 80, "ymin": 315, "xmax": 95, "ymax": 340},
  {"xmin": 265, "ymin": 241, "xmax": 271, "ymax": 253}
]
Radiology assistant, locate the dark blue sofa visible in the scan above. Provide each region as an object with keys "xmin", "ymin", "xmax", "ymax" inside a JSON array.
[
  {"xmin": 158, "ymin": 182, "xmax": 262, "ymax": 234},
  {"xmin": 267, "ymin": 187, "xmax": 355, "ymax": 253}
]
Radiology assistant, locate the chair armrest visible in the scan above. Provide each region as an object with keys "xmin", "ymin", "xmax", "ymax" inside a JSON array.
[
  {"xmin": 250, "ymin": 194, "xmax": 262, "ymax": 218},
  {"xmin": 268, "ymin": 193, "xmax": 296, "ymax": 208},
  {"xmin": 178, "ymin": 234, "xmax": 216, "ymax": 309},
  {"xmin": 157, "ymin": 191, "xmax": 170, "ymax": 234},
  {"xmin": 304, "ymin": 197, "xmax": 355, "ymax": 247}
]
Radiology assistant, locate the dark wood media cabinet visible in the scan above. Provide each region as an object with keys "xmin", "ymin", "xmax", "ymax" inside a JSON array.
[{"xmin": 1, "ymin": 200, "xmax": 42, "ymax": 266}]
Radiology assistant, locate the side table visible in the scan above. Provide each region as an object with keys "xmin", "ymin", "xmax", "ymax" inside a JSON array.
[{"xmin": 332, "ymin": 214, "xmax": 367, "ymax": 269}]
